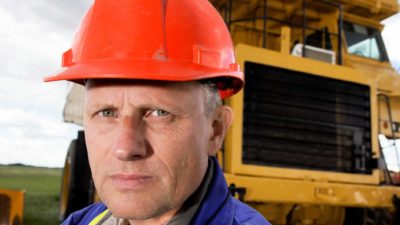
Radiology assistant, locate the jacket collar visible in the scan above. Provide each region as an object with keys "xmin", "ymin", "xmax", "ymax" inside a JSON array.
[{"xmin": 190, "ymin": 157, "xmax": 234, "ymax": 225}]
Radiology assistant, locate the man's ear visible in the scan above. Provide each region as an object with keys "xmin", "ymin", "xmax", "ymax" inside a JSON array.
[{"xmin": 208, "ymin": 105, "xmax": 234, "ymax": 156}]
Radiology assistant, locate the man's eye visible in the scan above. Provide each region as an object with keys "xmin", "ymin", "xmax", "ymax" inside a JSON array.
[
  {"xmin": 150, "ymin": 109, "xmax": 170, "ymax": 117},
  {"xmin": 97, "ymin": 110, "xmax": 116, "ymax": 117}
]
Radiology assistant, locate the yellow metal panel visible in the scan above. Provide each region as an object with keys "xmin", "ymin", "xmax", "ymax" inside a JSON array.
[
  {"xmin": 346, "ymin": 53, "xmax": 400, "ymax": 138},
  {"xmin": 224, "ymin": 44, "xmax": 380, "ymax": 184},
  {"xmin": 340, "ymin": 0, "xmax": 399, "ymax": 20},
  {"xmin": 391, "ymin": 96, "xmax": 400, "ymax": 127},
  {"xmin": 225, "ymin": 174, "xmax": 400, "ymax": 208},
  {"xmin": 370, "ymin": 83, "xmax": 381, "ymax": 159},
  {"xmin": 390, "ymin": 93, "xmax": 400, "ymax": 97},
  {"xmin": 234, "ymin": 164, "xmax": 381, "ymax": 185},
  {"xmin": 345, "ymin": 54, "xmax": 399, "ymax": 92},
  {"xmin": 224, "ymin": 88, "xmax": 244, "ymax": 174},
  {"xmin": 379, "ymin": 94, "xmax": 400, "ymax": 139},
  {"xmin": 343, "ymin": 13, "xmax": 383, "ymax": 30},
  {"xmin": 280, "ymin": 27, "xmax": 291, "ymax": 54},
  {"xmin": 0, "ymin": 189, "xmax": 24, "ymax": 225},
  {"xmin": 235, "ymin": 44, "xmax": 370, "ymax": 85}
]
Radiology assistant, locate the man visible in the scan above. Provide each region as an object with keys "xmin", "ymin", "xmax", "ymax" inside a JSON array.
[{"xmin": 46, "ymin": 0, "xmax": 271, "ymax": 224}]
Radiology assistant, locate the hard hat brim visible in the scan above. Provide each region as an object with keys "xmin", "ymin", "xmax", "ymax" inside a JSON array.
[{"xmin": 44, "ymin": 59, "xmax": 244, "ymax": 99}]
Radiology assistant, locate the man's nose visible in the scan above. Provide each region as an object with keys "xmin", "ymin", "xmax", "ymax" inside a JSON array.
[{"xmin": 112, "ymin": 116, "xmax": 147, "ymax": 161}]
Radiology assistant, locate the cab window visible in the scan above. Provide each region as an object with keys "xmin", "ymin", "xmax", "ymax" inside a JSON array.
[{"xmin": 343, "ymin": 22, "xmax": 389, "ymax": 61}]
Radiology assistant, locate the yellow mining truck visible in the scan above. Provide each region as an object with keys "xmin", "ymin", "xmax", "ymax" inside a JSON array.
[
  {"xmin": 0, "ymin": 189, "xmax": 24, "ymax": 225},
  {"xmin": 60, "ymin": 0, "xmax": 400, "ymax": 224}
]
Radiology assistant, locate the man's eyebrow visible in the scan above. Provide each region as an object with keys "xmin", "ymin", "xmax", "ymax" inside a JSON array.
[
  {"xmin": 134, "ymin": 103, "xmax": 189, "ymax": 115},
  {"xmin": 84, "ymin": 102, "xmax": 118, "ymax": 111}
]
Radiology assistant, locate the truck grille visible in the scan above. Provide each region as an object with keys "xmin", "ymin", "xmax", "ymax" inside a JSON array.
[{"xmin": 242, "ymin": 62, "xmax": 372, "ymax": 174}]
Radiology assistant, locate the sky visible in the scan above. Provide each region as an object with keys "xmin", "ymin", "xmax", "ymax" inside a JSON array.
[
  {"xmin": 0, "ymin": 0, "xmax": 92, "ymax": 167},
  {"xmin": 382, "ymin": 12, "xmax": 400, "ymax": 70},
  {"xmin": 0, "ymin": 0, "xmax": 400, "ymax": 168}
]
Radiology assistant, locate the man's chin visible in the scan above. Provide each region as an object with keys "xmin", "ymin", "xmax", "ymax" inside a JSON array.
[{"xmin": 106, "ymin": 200, "xmax": 172, "ymax": 221}]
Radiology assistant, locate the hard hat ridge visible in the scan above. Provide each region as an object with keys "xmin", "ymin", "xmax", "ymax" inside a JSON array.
[{"xmin": 44, "ymin": 0, "xmax": 244, "ymax": 99}]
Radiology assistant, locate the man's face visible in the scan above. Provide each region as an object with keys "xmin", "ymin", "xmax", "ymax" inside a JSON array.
[{"xmin": 83, "ymin": 80, "xmax": 230, "ymax": 222}]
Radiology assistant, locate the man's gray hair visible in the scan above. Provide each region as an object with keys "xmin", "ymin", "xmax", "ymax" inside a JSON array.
[{"xmin": 200, "ymin": 81, "xmax": 222, "ymax": 115}]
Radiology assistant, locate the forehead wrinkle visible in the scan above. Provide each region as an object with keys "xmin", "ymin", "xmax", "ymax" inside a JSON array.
[
  {"xmin": 123, "ymin": 82, "xmax": 205, "ymax": 114},
  {"xmin": 84, "ymin": 84, "xmax": 126, "ymax": 113},
  {"xmin": 85, "ymin": 79, "xmax": 207, "ymax": 115}
]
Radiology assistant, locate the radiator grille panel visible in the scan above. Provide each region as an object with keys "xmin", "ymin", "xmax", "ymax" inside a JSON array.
[{"xmin": 242, "ymin": 62, "xmax": 372, "ymax": 174}]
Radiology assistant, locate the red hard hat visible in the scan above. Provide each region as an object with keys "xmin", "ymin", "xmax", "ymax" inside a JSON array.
[{"xmin": 45, "ymin": 0, "xmax": 244, "ymax": 99}]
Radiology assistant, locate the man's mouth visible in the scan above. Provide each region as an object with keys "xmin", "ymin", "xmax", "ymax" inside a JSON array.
[{"xmin": 110, "ymin": 174, "xmax": 154, "ymax": 190}]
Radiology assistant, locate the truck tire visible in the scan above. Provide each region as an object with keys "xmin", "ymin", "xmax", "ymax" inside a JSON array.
[{"xmin": 59, "ymin": 131, "xmax": 93, "ymax": 221}]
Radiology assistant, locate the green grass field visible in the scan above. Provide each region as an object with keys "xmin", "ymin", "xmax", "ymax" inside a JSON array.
[{"xmin": 0, "ymin": 165, "xmax": 62, "ymax": 225}]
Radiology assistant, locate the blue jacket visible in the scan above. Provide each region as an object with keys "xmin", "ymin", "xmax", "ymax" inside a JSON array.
[{"xmin": 61, "ymin": 159, "xmax": 271, "ymax": 225}]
